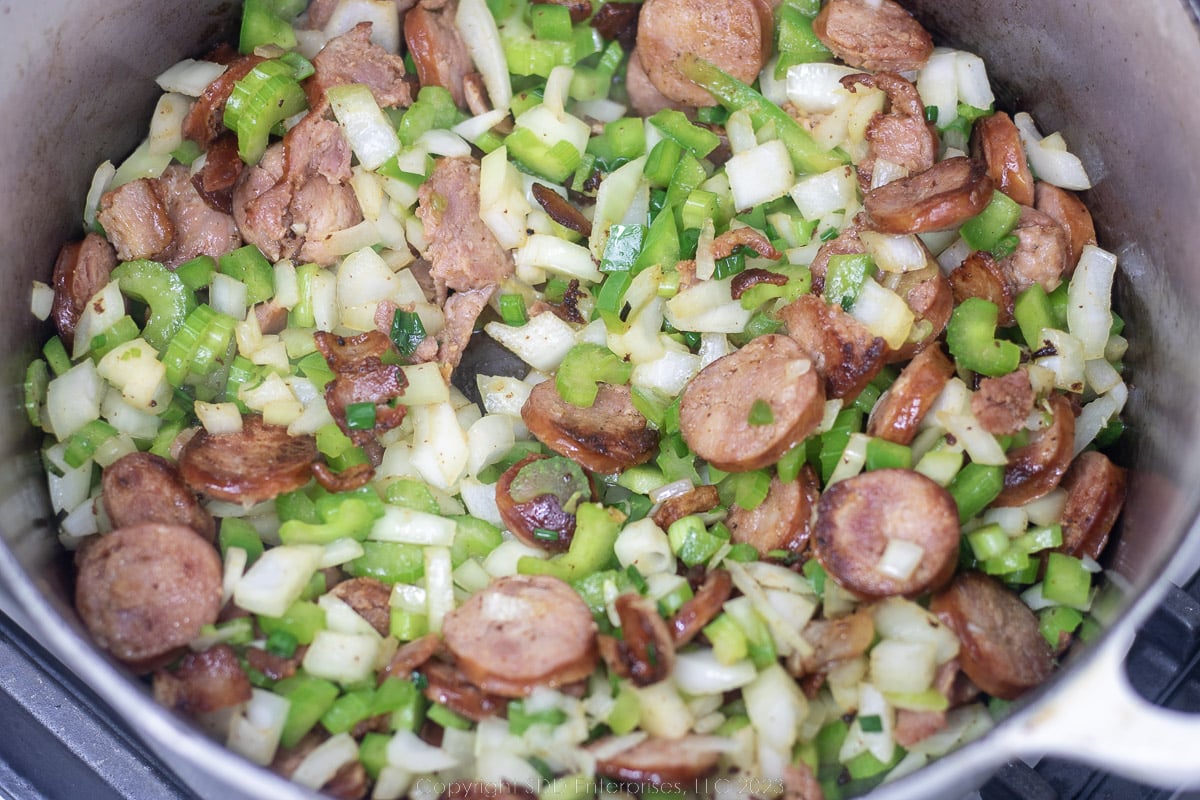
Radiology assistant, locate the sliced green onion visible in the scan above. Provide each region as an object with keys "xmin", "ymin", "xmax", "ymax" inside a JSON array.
[
  {"xmin": 390, "ymin": 308, "xmax": 427, "ymax": 357},
  {"xmin": 498, "ymin": 293, "xmax": 528, "ymax": 326}
]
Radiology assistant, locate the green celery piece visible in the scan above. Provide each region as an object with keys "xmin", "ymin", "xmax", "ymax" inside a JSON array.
[
  {"xmin": 555, "ymin": 343, "xmax": 634, "ymax": 407},
  {"xmin": 774, "ymin": 5, "xmax": 833, "ymax": 77},
  {"xmin": 824, "ymin": 253, "xmax": 876, "ymax": 310},
  {"xmin": 948, "ymin": 462, "xmax": 1005, "ymax": 522},
  {"xmin": 219, "ymin": 517, "xmax": 264, "ymax": 564},
  {"xmin": 239, "ymin": 0, "xmax": 298, "ymax": 54},
  {"xmin": 676, "ymin": 54, "xmax": 849, "ymax": 174},
  {"xmin": 648, "ymin": 109, "xmax": 721, "ymax": 159},
  {"xmin": 219, "ymin": 245, "xmax": 275, "ymax": 305},
  {"xmin": 110, "ymin": 259, "xmax": 196, "ymax": 352},
  {"xmin": 517, "ymin": 502, "xmax": 622, "ymax": 580},
  {"xmin": 946, "ymin": 297, "xmax": 1021, "ymax": 377},
  {"xmin": 347, "ymin": 541, "xmax": 426, "ymax": 583},
  {"xmin": 258, "ymin": 600, "xmax": 326, "ymax": 645},
  {"xmin": 274, "ymin": 675, "xmax": 338, "ymax": 748},
  {"xmin": 960, "ymin": 189, "xmax": 1021, "ymax": 252}
]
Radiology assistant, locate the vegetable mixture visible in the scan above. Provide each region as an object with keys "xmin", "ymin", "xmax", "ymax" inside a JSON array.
[{"xmin": 26, "ymin": 0, "xmax": 1130, "ymax": 797}]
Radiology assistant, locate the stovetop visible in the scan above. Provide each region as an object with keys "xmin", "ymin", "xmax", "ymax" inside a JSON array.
[{"xmin": 4, "ymin": 576, "xmax": 1200, "ymax": 800}]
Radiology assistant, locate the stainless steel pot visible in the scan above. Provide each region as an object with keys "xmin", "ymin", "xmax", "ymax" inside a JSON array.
[{"xmin": 2, "ymin": 1, "xmax": 1199, "ymax": 798}]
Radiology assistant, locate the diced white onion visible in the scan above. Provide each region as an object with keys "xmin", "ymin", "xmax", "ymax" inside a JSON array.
[
  {"xmin": 485, "ymin": 312, "xmax": 578, "ymax": 371},
  {"xmin": 327, "ymin": 84, "xmax": 400, "ymax": 170},
  {"xmin": 789, "ymin": 166, "xmax": 858, "ymax": 219},
  {"xmin": 727, "ymin": 139, "xmax": 795, "ymax": 211},
  {"xmin": 870, "ymin": 639, "xmax": 938, "ymax": 694},
  {"xmin": 516, "ymin": 234, "xmax": 602, "ymax": 283},
  {"xmin": 292, "ymin": 733, "xmax": 359, "ymax": 790},
  {"xmin": 83, "ymin": 160, "xmax": 116, "ymax": 230},
  {"xmin": 156, "ymin": 58, "xmax": 228, "ymax": 96},
  {"xmin": 456, "ymin": 0, "xmax": 512, "ymax": 110},
  {"xmin": 785, "ymin": 62, "xmax": 861, "ymax": 114},
  {"xmin": 409, "ymin": 402, "xmax": 469, "ymax": 491},
  {"xmin": 415, "ymin": 127, "xmax": 471, "ymax": 158},
  {"xmin": 1084, "ymin": 358, "xmax": 1123, "ymax": 395},
  {"xmin": 1034, "ymin": 328, "xmax": 1087, "ymax": 392},
  {"xmin": 589, "ymin": 156, "xmax": 648, "ymax": 260},
  {"xmin": 72, "ymin": 280, "xmax": 126, "ymax": 359},
  {"xmin": 148, "ymin": 92, "xmax": 190, "ymax": 156},
  {"xmin": 954, "ymin": 52, "xmax": 995, "ymax": 110},
  {"xmin": 743, "ymin": 663, "xmax": 807, "ymax": 752},
  {"xmin": 859, "ymin": 232, "xmax": 929, "ymax": 273},
  {"xmin": 321, "ymin": 0, "xmax": 401, "ymax": 53},
  {"xmin": 614, "ymin": 517, "xmax": 674, "ymax": 577},
  {"xmin": 827, "ymin": 431, "xmax": 869, "ymax": 485},
  {"xmin": 483, "ymin": 539, "xmax": 547, "ymax": 577},
  {"xmin": 916, "ymin": 50, "xmax": 959, "ymax": 130},
  {"xmin": 664, "ymin": 278, "xmax": 753, "ymax": 334},
  {"xmin": 848, "ymin": 280, "xmax": 915, "ymax": 349},
  {"xmin": 1067, "ymin": 245, "xmax": 1118, "ymax": 359},
  {"xmin": 631, "ymin": 346, "xmax": 701, "ymax": 395},
  {"xmin": 875, "ymin": 538, "xmax": 925, "ymax": 582},
  {"xmin": 871, "ymin": 597, "xmax": 960, "ymax": 664},
  {"xmin": 386, "ymin": 730, "xmax": 460, "ymax": 772},
  {"xmin": 1013, "ymin": 112, "xmax": 1092, "ymax": 190},
  {"xmin": 635, "ymin": 681, "xmax": 694, "ymax": 739},
  {"xmin": 226, "ymin": 688, "xmax": 289, "ymax": 766},
  {"xmin": 424, "ymin": 546, "xmax": 455, "ymax": 633},
  {"xmin": 194, "ymin": 402, "xmax": 244, "ymax": 435},
  {"xmin": 233, "ymin": 544, "xmax": 323, "ymax": 618},
  {"xmin": 1073, "ymin": 380, "xmax": 1128, "ymax": 456},
  {"xmin": 302, "ymin": 630, "xmax": 381, "ymax": 684},
  {"xmin": 935, "ymin": 411, "xmax": 1008, "ymax": 465}
]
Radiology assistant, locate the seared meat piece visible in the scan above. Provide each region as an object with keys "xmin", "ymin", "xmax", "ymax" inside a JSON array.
[
  {"xmin": 155, "ymin": 165, "xmax": 242, "ymax": 267},
  {"xmin": 178, "ymin": 414, "xmax": 318, "ymax": 504},
  {"xmin": 102, "ymin": 452, "xmax": 216, "ymax": 541},
  {"xmin": 50, "ymin": 232, "xmax": 116, "ymax": 349},
  {"xmin": 152, "ymin": 644, "xmax": 252, "ymax": 714},
  {"xmin": 522, "ymin": 381, "xmax": 659, "ymax": 475},
  {"xmin": 96, "ymin": 178, "xmax": 174, "ymax": 262},
  {"xmin": 405, "ymin": 0, "xmax": 473, "ymax": 108},
  {"xmin": 314, "ymin": 330, "xmax": 409, "ymax": 449},
  {"xmin": 844, "ymin": 71, "xmax": 938, "ymax": 190},
  {"xmin": 306, "ymin": 22, "xmax": 412, "ymax": 113},
  {"xmin": 812, "ymin": 0, "xmax": 933, "ymax": 73},
  {"xmin": 416, "ymin": 156, "xmax": 514, "ymax": 301}
]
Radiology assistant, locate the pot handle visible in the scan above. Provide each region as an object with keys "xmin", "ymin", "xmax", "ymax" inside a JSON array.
[{"xmin": 993, "ymin": 616, "xmax": 1200, "ymax": 788}]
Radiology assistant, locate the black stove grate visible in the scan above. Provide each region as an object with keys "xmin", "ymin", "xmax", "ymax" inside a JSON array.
[{"xmin": 4, "ymin": 578, "xmax": 1200, "ymax": 800}]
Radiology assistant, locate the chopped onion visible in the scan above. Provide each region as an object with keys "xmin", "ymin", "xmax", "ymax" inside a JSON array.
[
  {"xmin": 631, "ymin": 346, "xmax": 701, "ymax": 395},
  {"xmin": 320, "ymin": 537, "xmax": 364, "ymax": 568},
  {"xmin": 72, "ymin": 279, "xmax": 126, "ymax": 359},
  {"xmin": 859, "ymin": 231, "xmax": 929, "ymax": 273},
  {"xmin": 789, "ymin": 165, "xmax": 858, "ymax": 219},
  {"xmin": 455, "ymin": 0, "xmax": 512, "ymax": 110},
  {"xmin": 635, "ymin": 681, "xmax": 693, "ymax": 739},
  {"xmin": 664, "ymin": 278, "xmax": 753, "ymax": 334},
  {"xmin": 226, "ymin": 688, "xmax": 289, "ymax": 766},
  {"xmin": 1022, "ymin": 488, "xmax": 1069, "ymax": 526},
  {"xmin": 386, "ymin": 730, "xmax": 460, "ymax": 772},
  {"xmin": 785, "ymin": 62, "xmax": 861, "ymax": 114},
  {"xmin": 148, "ymin": 92, "xmax": 189, "ymax": 156},
  {"xmin": 954, "ymin": 52, "xmax": 995, "ymax": 110},
  {"xmin": 727, "ymin": 139, "xmax": 795, "ymax": 210},
  {"xmin": 48, "ymin": 461, "xmax": 94, "ymax": 515},
  {"xmin": 743, "ymin": 663, "xmax": 807, "ymax": 752},
  {"xmin": 478, "ymin": 374, "xmax": 533, "ymax": 417},
  {"xmin": 327, "ymin": 84, "xmax": 400, "ymax": 170},
  {"xmin": 871, "ymin": 597, "xmax": 960, "ymax": 664},
  {"xmin": 322, "ymin": 0, "xmax": 400, "ymax": 53},
  {"xmin": 875, "ymin": 538, "xmax": 925, "ymax": 582},
  {"xmin": 398, "ymin": 362, "xmax": 451, "ymax": 407},
  {"xmin": 155, "ymin": 58, "xmax": 227, "ymax": 96},
  {"xmin": 1084, "ymin": 358, "xmax": 1123, "ymax": 395},
  {"xmin": 409, "ymin": 402, "xmax": 469, "ymax": 491},
  {"xmin": 1034, "ymin": 328, "xmax": 1087, "ymax": 392},
  {"xmin": 916, "ymin": 50, "xmax": 959, "ymax": 130},
  {"xmin": 848, "ymin": 279, "xmax": 915, "ymax": 349},
  {"xmin": 1073, "ymin": 380, "xmax": 1128, "ymax": 456},
  {"xmin": 194, "ymin": 401, "xmax": 244, "ymax": 435},
  {"xmin": 83, "ymin": 160, "xmax": 116, "ymax": 230},
  {"xmin": 485, "ymin": 309, "xmax": 579, "ymax": 371},
  {"xmin": 827, "ymin": 431, "xmax": 869, "ymax": 485},
  {"xmin": 573, "ymin": 98, "xmax": 626, "ymax": 123},
  {"xmin": 1013, "ymin": 112, "xmax": 1092, "ymax": 190},
  {"xmin": 516, "ymin": 234, "xmax": 602, "ymax": 283},
  {"xmin": 908, "ymin": 704, "xmax": 993, "ymax": 757},
  {"xmin": 1067, "ymin": 244, "xmax": 1118, "ymax": 359},
  {"xmin": 870, "ymin": 639, "xmax": 937, "ymax": 694},
  {"xmin": 935, "ymin": 235, "xmax": 972, "ymax": 274},
  {"xmin": 233, "ymin": 544, "xmax": 323, "ymax": 618},
  {"xmin": 302, "ymin": 630, "xmax": 381, "ymax": 684},
  {"xmin": 484, "ymin": 539, "xmax": 547, "ymax": 577},
  {"xmin": 935, "ymin": 411, "xmax": 1007, "ymax": 465},
  {"xmin": 292, "ymin": 733, "xmax": 359, "ymax": 790},
  {"xmin": 424, "ymin": 546, "xmax": 455, "ymax": 633}
]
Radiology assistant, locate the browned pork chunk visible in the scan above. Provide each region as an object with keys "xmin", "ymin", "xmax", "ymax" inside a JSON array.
[
  {"xmin": 75, "ymin": 523, "xmax": 223, "ymax": 669},
  {"xmin": 996, "ymin": 206, "xmax": 1070, "ymax": 294},
  {"xmin": 416, "ymin": 156, "xmax": 514, "ymax": 301},
  {"xmin": 931, "ymin": 571, "xmax": 1053, "ymax": 700},
  {"xmin": 440, "ymin": 575, "xmax": 598, "ymax": 697},
  {"xmin": 600, "ymin": 593, "xmax": 676, "ymax": 686},
  {"xmin": 405, "ymin": 0, "xmax": 474, "ymax": 108},
  {"xmin": 814, "ymin": 469, "xmax": 960, "ymax": 599},
  {"xmin": 152, "ymin": 644, "xmax": 252, "ymax": 714},
  {"xmin": 306, "ymin": 22, "xmax": 412, "ymax": 113},
  {"xmin": 971, "ymin": 369, "xmax": 1036, "ymax": 436},
  {"xmin": 593, "ymin": 735, "xmax": 722, "ymax": 789},
  {"xmin": 96, "ymin": 178, "xmax": 174, "ymax": 262},
  {"xmin": 155, "ymin": 165, "xmax": 243, "ymax": 267}
]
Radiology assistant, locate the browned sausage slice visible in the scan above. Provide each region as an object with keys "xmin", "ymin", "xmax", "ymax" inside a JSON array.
[
  {"xmin": 726, "ymin": 466, "xmax": 820, "ymax": 556},
  {"xmin": 75, "ymin": 523, "xmax": 223, "ymax": 668},
  {"xmin": 809, "ymin": 216, "xmax": 866, "ymax": 295},
  {"xmin": 636, "ymin": 0, "xmax": 769, "ymax": 107},
  {"xmin": 405, "ymin": 0, "xmax": 473, "ymax": 108},
  {"xmin": 971, "ymin": 112, "xmax": 1035, "ymax": 206},
  {"xmin": 814, "ymin": 469, "xmax": 959, "ymax": 599},
  {"xmin": 949, "ymin": 250, "xmax": 1015, "ymax": 326},
  {"xmin": 594, "ymin": 735, "xmax": 722, "ymax": 788},
  {"xmin": 328, "ymin": 577, "xmax": 393, "ymax": 637},
  {"xmin": 1058, "ymin": 451, "xmax": 1127, "ymax": 561},
  {"xmin": 495, "ymin": 454, "xmax": 598, "ymax": 552},
  {"xmin": 997, "ymin": 207, "xmax": 1070, "ymax": 294},
  {"xmin": 420, "ymin": 660, "xmax": 508, "ymax": 721},
  {"xmin": 812, "ymin": 0, "xmax": 933, "ymax": 73},
  {"xmin": 794, "ymin": 606, "xmax": 875, "ymax": 675},
  {"xmin": 601, "ymin": 593, "xmax": 675, "ymax": 686},
  {"xmin": 1034, "ymin": 181, "xmax": 1096, "ymax": 276},
  {"xmin": 779, "ymin": 295, "xmax": 886, "ymax": 400},
  {"xmin": 178, "ymin": 414, "xmax": 317, "ymax": 504},
  {"xmin": 102, "ymin": 452, "xmax": 216, "ymax": 542},
  {"xmin": 152, "ymin": 644, "xmax": 252, "ymax": 714},
  {"xmin": 669, "ymin": 568, "xmax": 733, "ymax": 645},
  {"xmin": 440, "ymin": 574, "xmax": 598, "ymax": 697},
  {"xmin": 679, "ymin": 334, "xmax": 825, "ymax": 472},
  {"xmin": 930, "ymin": 571, "xmax": 1053, "ymax": 700},
  {"xmin": 522, "ymin": 382, "xmax": 659, "ymax": 474},
  {"xmin": 379, "ymin": 633, "xmax": 441, "ymax": 685},
  {"xmin": 625, "ymin": 47, "xmax": 688, "ymax": 117},
  {"xmin": 866, "ymin": 344, "xmax": 955, "ymax": 445},
  {"xmin": 50, "ymin": 232, "xmax": 117, "ymax": 349},
  {"xmin": 970, "ymin": 369, "xmax": 1035, "ymax": 436},
  {"xmin": 651, "ymin": 484, "xmax": 721, "ymax": 532},
  {"xmin": 994, "ymin": 393, "xmax": 1076, "ymax": 507},
  {"xmin": 864, "ymin": 157, "xmax": 994, "ymax": 234}
]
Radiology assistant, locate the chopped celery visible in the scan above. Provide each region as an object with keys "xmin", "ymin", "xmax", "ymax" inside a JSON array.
[
  {"xmin": 946, "ymin": 297, "xmax": 1021, "ymax": 377},
  {"xmin": 258, "ymin": 600, "xmax": 325, "ymax": 645},
  {"xmin": 960, "ymin": 189, "xmax": 1021, "ymax": 252},
  {"xmin": 219, "ymin": 517, "xmax": 264, "ymax": 564},
  {"xmin": 1043, "ymin": 552, "xmax": 1092, "ymax": 607},
  {"xmin": 824, "ymin": 253, "xmax": 876, "ymax": 310},
  {"xmin": 555, "ymin": 343, "xmax": 633, "ymax": 407},
  {"xmin": 948, "ymin": 463, "xmax": 1005, "ymax": 522},
  {"xmin": 517, "ymin": 502, "xmax": 622, "ymax": 580},
  {"xmin": 321, "ymin": 688, "xmax": 376, "ymax": 734},
  {"xmin": 508, "ymin": 699, "xmax": 568, "ymax": 734},
  {"xmin": 1039, "ymin": 605, "xmax": 1084, "ymax": 647},
  {"xmin": 274, "ymin": 675, "xmax": 339, "ymax": 748},
  {"xmin": 219, "ymin": 245, "xmax": 274, "ymax": 305},
  {"xmin": 704, "ymin": 613, "xmax": 749, "ymax": 665},
  {"xmin": 110, "ymin": 259, "xmax": 195, "ymax": 352},
  {"xmin": 865, "ymin": 437, "xmax": 912, "ymax": 471},
  {"xmin": 348, "ymin": 541, "xmax": 426, "ymax": 584},
  {"xmin": 649, "ymin": 109, "xmax": 721, "ymax": 159},
  {"xmin": 667, "ymin": 515, "xmax": 727, "ymax": 567}
]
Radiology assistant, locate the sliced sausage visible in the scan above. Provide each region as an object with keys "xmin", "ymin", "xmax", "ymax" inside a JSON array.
[
  {"xmin": 440, "ymin": 575, "xmax": 598, "ymax": 697},
  {"xmin": 245, "ymin": 644, "xmax": 304, "ymax": 681},
  {"xmin": 182, "ymin": 54, "xmax": 264, "ymax": 148},
  {"xmin": 812, "ymin": 0, "xmax": 933, "ymax": 73},
  {"xmin": 814, "ymin": 469, "xmax": 960, "ymax": 599},
  {"xmin": 379, "ymin": 633, "xmax": 441, "ymax": 685},
  {"xmin": 864, "ymin": 157, "xmax": 994, "ymax": 234},
  {"xmin": 624, "ymin": 47, "xmax": 688, "ymax": 118},
  {"xmin": 420, "ymin": 659, "xmax": 508, "ymax": 721},
  {"xmin": 884, "ymin": 258, "xmax": 954, "ymax": 363},
  {"xmin": 726, "ymin": 467, "xmax": 820, "ymax": 556},
  {"xmin": 594, "ymin": 735, "xmax": 722, "ymax": 788},
  {"xmin": 1058, "ymin": 450, "xmax": 1127, "ymax": 561},
  {"xmin": 495, "ymin": 454, "xmax": 597, "ymax": 552},
  {"xmin": 793, "ymin": 607, "xmax": 875, "ymax": 676},
  {"xmin": 522, "ymin": 381, "xmax": 659, "ymax": 474},
  {"xmin": 970, "ymin": 112, "xmax": 1035, "ymax": 206},
  {"xmin": 779, "ymin": 295, "xmax": 886, "ymax": 400},
  {"xmin": 949, "ymin": 250, "xmax": 1015, "ymax": 326},
  {"xmin": 971, "ymin": 369, "xmax": 1036, "ymax": 437},
  {"xmin": 102, "ymin": 452, "xmax": 216, "ymax": 542},
  {"xmin": 997, "ymin": 206, "xmax": 1070, "ymax": 294},
  {"xmin": 75, "ymin": 523, "xmax": 223, "ymax": 669},
  {"xmin": 178, "ymin": 414, "xmax": 317, "ymax": 504},
  {"xmin": 1034, "ymin": 181, "xmax": 1096, "ymax": 276},
  {"xmin": 651, "ymin": 484, "xmax": 721, "ymax": 532},
  {"xmin": 405, "ymin": 0, "xmax": 473, "ymax": 108},
  {"xmin": 152, "ymin": 644, "xmax": 252, "ymax": 714},
  {"xmin": 844, "ymin": 71, "xmax": 938, "ymax": 190},
  {"xmin": 866, "ymin": 344, "xmax": 955, "ymax": 445},
  {"xmin": 669, "ymin": 568, "xmax": 733, "ymax": 645},
  {"xmin": 894, "ymin": 708, "xmax": 948, "ymax": 748},
  {"xmin": 191, "ymin": 133, "xmax": 243, "ymax": 214},
  {"xmin": 930, "ymin": 571, "xmax": 1053, "ymax": 700},
  {"xmin": 808, "ymin": 215, "xmax": 865, "ymax": 294},
  {"xmin": 635, "ymin": 0, "xmax": 769, "ymax": 107},
  {"xmin": 994, "ymin": 393, "xmax": 1076, "ymax": 507},
  {"xmin": 328, "ymin": 577, "xmax": 393, "ymax": 637},
  {"xmin": 50, "ymin": 232, "xmax": 117, "ymax": 349},
  {"xmin": 602, "ymin": 593, "xmax": 675, "ymax": 686},
  {"xmin": 679, "ymin": 333, "xmax": 826, "ymax": 472}
]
